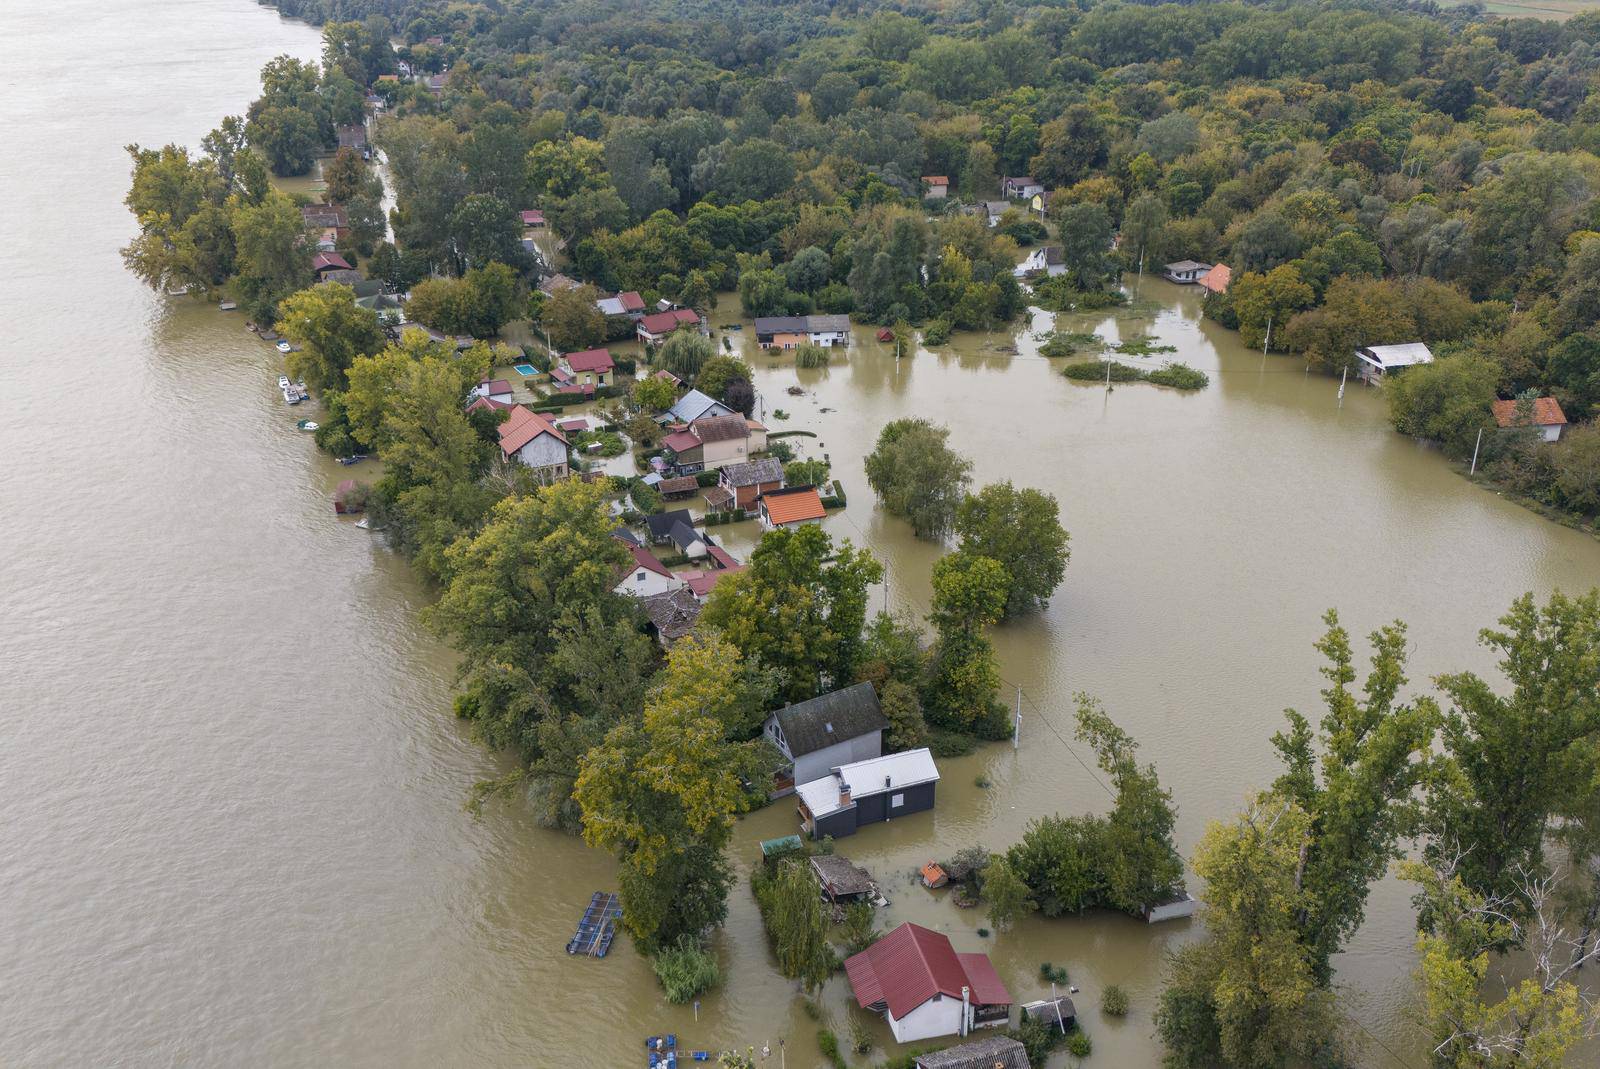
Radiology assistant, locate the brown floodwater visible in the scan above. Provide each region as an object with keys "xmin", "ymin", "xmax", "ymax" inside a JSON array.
[{"xmin": 5, "ymin": 3, "xmax": 1600, "ymax": 1066}]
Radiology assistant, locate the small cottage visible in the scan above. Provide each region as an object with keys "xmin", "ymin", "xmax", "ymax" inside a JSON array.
[
  {"xmin": 922, "ymin": 175, "xmax": 950, "ymax": 199},
  {"xmin": 759, "ymin": 485, "xmax": 826, "ymax": 529},
  {"xmin": 1162, "ymin": 260, "xmax": 1212, "ymax": 284},
  {"xmin": 1492, "ymin": 397, "xmax": 1567, "ymax": 442},
  {"xmin": 920, "ymin": 862, "xmax": 949, "ymax": 889},
  {"xmin": 718, "ymin": 457, "xmax": 785, "ymax": 510},
  {"xmin": 1020, "ymin": 995, "xmax": 1076, "ymax": 1031},
  {"xmin": 1199, "ymin": 263, "xmax": 1232, "ymax": 295},
  {"xmin": 845, "ymin": 922, "xmax": 1011, "ymax": 1043},
  {"xmin": 639, "ymin": 587, "xmax": 701, "ymax": 647},
  {"xmin": 637, "ymin": 308, "xmax": 703, "ymax": 344},
  {"xmin": 1001, "ymin": 176, "xmax": 1044, "ymax": 200},
  {"xmin": 613, "ymin": 544, "xmax": 685, "ymax": 599},
  {"xmin": 753, "ymin": 314, "xmax": 851, "ymax": 349},
  {"xmin": 496, "ymin": 405, "xmax": 569, "ymax": 482},
  {"xmin": 795, "ymin": 747, "xmax": 939, "ymax": 840},
  {"xmin": 561, "ymin": 347, "xmax": 614, "ymax": 386},
  {"xmin": 1014, "ymin": 246, "xmax": 1065, "ymax": 279},
  {"xmin": 763, "ymin": 681, "xmax": 887, "ymax": 790},
  {"xmin": 1354, "ymin": 342, "xmax": 1434, "ymax": 383},
  {"xmin": 312, "ymin": 251, "xmax": 354, "ymax": 279},
  {"xmin": 519, "ymin": 209, "xmax": 545, "ymax": 230},
  {"xmin": 470, "ymin": 378, "xmax": 514, "ymax": 405},
  {"xmin": 661, "ymin": 388, "xmax": 732, "ymax": 426}
]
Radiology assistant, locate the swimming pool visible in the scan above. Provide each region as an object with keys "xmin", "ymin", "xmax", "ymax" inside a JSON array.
[{"xmin": 513, "ymin": 363, "xmax": 537, "ymax": 376}]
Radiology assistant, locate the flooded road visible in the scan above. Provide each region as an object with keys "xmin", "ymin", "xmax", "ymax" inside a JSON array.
[{"xmin": 4, "ymin": 3, "xmax": 1600, "ymax": 1066}]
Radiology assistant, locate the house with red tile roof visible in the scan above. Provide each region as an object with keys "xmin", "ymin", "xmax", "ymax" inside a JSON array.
[
  {"xmin": 613, "ymin": 543, "xmax": 686, "ymax": 599},
  {"xmin": 759, "ymin": 485, "xmax": 826, "ymax": 529},
  {"xmin": 312, "ymin": 251, "xmax": 353, "ymax": 277},
  {"xmin": 497, "ymin": 406, "xmax": 568, "ymax": 482},
  {"xmin": 1199, "ymin": 263, "xmax": 1232, "ymax": 295},
  {"xmin": 1492, "ymin": 396, "xmax": 1567, "ymax": 442},
  {"xmin": 922, "ymin": 175, "xmax": 950, "ymax": 198},
  {"xmin": 470, "ymin": 378, "xmax": 514, "ymax": 404},
  {"xmin": 636, "ymin": 307, "xmax": 703, "ymax": 344},
  {"xmin": 845, "ymin": 922, "xmax": 1011, "ymax": 1042},
  {"xmin": 519, "ymin": 208, "xmax": 545, "ymax": 229},
  {"xmin": 560, "ymin": 347, "xmax": 614, "ymax": 385}
]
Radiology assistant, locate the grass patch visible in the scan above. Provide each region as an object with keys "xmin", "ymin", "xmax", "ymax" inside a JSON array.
[
  {"xmin": 1062, "ymin": 360, "xmax": 1208, "ymax": 390},
  {"xmin": 1038, "ymin": 330, "xmax": 1103, "ymax": 358},
  {"xmin": 1103, "ymin": 984, "xmax": 1129, "ymax": 1016},
  {"xmin": 1147, "ymin": 363, "xmax": 1210, "ymax": 390},
  {"xmin": 652, "ymin": 935, "xmax": 720, "ymax": 1003},
  {"xmin": 1113, "ymin": 335, "xmax": 1177, "ymax": 356}
]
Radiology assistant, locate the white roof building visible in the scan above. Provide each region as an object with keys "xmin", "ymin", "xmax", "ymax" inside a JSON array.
[
  {"xmin": 1355, "ymin": 342, "xmax": 1434, "ymax": 379},
  {"xmin": 796, "ymin": 748, "xmax": 941, "ymax": 822}
]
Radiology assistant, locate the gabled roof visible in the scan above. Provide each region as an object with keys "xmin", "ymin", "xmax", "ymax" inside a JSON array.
[
  {"xmin": 464, "ymin": 395, "xmax": 515, "ymax": 414},
  {"xmin": 796, "ymin": 747, "xmax": 939, "ymax": 820},
  {"xmin": 753, "ymin": 314, "xmax": 852, "ymax": 335},
  {"xmin": 662, "ymin": 429, "xmax": 702, "ymax": 453},
  {"xmin": 691, "ymin": 414, "xmax": 749, "ymax": 443},
  {"xmin": 1165, "ymin": 260, "xmax": 1210, "ymax": 272},
  {"xmin": 667, "ymin": 521, "xmax": 704, "ymax": 552},
  {"xmin": 844, "ymin": 923, "xmax": 1009, "ymax": 1019},
  {"xmin": 811, "ymin": 854, "xmax": 876, "ymax": 898},
  {"xmin": 639, "ymin": 587, "xmax": 701, "ymax": 641},
  {"xmin": 477, "ymin": 378, "xmax": 512, "ymax": 397},
  {"xmin": 1357, "ymin": 342, "xmax": 1434, "ymax": 369},
  {"xmin": 498, "ymin": 405, "xmax": 566, "ymax": 456},
  {"xmin": 617, "ymin": 291, "xmax": 646, "ymax": 312},
  {"xmin": 915, "ymin": 1036, "xmax": 1030, "ymax": 1069},
  {"xmin": 1199, "ymin": 263, "xmax": 1232, "ymax": 293},
  {"xmin": 610, "ymin": 525, "xmax": 642, "ymax": 546},
  {"xmin": 313, "ymin": 251, "xmax": 353, "ymax": 272},
  {"xmin": 773, "ymin": 682, "xmax": 886, "ymax": 757},
  {"xmin": 666, "ymin": 389, "xmax": 730, "ymax": 424},
  {"xmin": 684, "ymin": 569, "xmax": 734, "ymax": 598},
  {"xmin": 653, "ymin": 368, "xmax": 682, "ymax": 386},
  {"xmin": 922, "ymin": 174, "xmax": 950, "ymax": 185},
  {"xmin": 519, "ymin": 209, "xmax": 544, "ymax": 225},
  {"xmin": 639, "ymin": 308, "xmax": 699, "ymax": 333},
  {"xmin": 761, "ymin": 485, "xmax": 826, "ymax": 526},
  {"xmin": 1492, "ymin": 397, "xmax": 1567, "ymax": 428},
  {"xmin": 564, "ymin": 348, "xmax": 614, "ymax": 373},
  {"xmin": 720, "ymin": 457, "xmax": 784, "ymax": 487},
  {"xmin": 623, "ymin": 543, "xmax": 674, "ymax": 581},
  {"xmin": 645, "ymin": 509, "xmax": 694, "ymax": 540}
]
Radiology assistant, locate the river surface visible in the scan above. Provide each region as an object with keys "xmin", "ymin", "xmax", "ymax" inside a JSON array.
[{"xmin": 5, "ymin": 3, "xmax": 1600, "ymax": 1067}]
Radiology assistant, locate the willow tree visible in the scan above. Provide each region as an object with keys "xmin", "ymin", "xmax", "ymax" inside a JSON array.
[{"xmin": 757, "ymin": 860, "xmax": 832, "ymax": 991}]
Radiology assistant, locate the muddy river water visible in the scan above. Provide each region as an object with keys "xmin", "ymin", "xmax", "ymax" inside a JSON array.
[{"xmin": 4, "ymin": 2, "xmax": 1600, "ymax": 1066}]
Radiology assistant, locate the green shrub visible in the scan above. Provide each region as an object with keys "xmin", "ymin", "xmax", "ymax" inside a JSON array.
[
  {"xmin": 1102, "ymin": 984, "xmax": 1129, "ymax": 1016},
  {"xmin": 794, "ymin": 342, "xmax": 831, "ymax": 368},
  {"xmin": 922, "ymin": 319, "xmax": 952, "ymax": 345},
  {"xmin": 1065, "ymin": 1030, "xmax": 1092, "ymax": 1057},
  {"xmin": 1038, "ymin": 330, "xmax": 1101, "ymax": 358},
  {"xmin": 573, "ymin": 429, "xmax": 626, "ymax": 457},
  {"xmin": 1146, "ymin": 363, "xmax": 1209, "ymax": 390},
  {"xmin": 816, "ymin": 1030, "xmax": 847, "ymax": 1069},
  {"xmin": 695, "ymin": 469, "xmax": 720, "ymax": 487},
  {"xmin": 1062, "ymin": 360, "xmax": 1146, "ymax": 383},
  {"xmin": 651, "ymin": 936, "xmax": 720, "ymax": 1003},
  {"xmin": 1113, "ymin": 335, "xmax": 1177, "ymax": 356},
  {"xmin": 929, "ymin": 730, "xmax": 978, "ymax": 758},
  {"xmin": 630, "ymin": 480, "xmax": 664, "ymax": 514},
  {"xmin": 1040, "ymin": 962, "xmax": 1070, "ymax": 984}
]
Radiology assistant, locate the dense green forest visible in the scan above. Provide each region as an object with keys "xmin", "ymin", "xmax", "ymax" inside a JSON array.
[{"xmin": 119, "ymin": 1, "xmax": 1600, "ymax": 1063}]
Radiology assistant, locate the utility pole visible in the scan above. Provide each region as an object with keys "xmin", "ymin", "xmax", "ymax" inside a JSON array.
[
  {"xmin": 1105, "ymin": 358, "xmax": 1111, "ymax": 392},
  {"xmin": 1337, "ymin": 365, "xmax": 1347, "ymax": 407},
  {"xmin": 1051, "ymin": 982, "xmax": 1066, "ymax": 1035},
  {"xmin": 1470, "ymin": 427, "xmax": 1484, "ymax": 475},
  {"xmin": 1013, "ymin": 685, "xmax": 1021, "ymax": 750},
  {"xmin": 1262, "ymin": 313, "xmax": 1273, "ymax": 356}
]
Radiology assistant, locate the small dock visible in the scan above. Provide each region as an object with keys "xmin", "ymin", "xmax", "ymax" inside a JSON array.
[{"xmin": 566, "ymin": 891, "xmax": 622, "ymax": 957}]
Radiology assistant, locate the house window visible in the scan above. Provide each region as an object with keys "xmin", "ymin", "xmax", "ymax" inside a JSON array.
[
  {"xmin": 891, "ymin": 793, "xmax": 904, "ymax": 808},
  {"xmin": 637, "ymin": 571, "xmax": 646, "ymax": 581}
]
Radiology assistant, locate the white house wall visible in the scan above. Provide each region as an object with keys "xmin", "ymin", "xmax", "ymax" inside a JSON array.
[
  {"xmin": 516, "ymin": 433, "xmax": 569, "ymax": 473},
  {"xmin": 615, "ymin": 568, "xmax": 684, "ymax": 599},
  {"xmin": 887, "ymin": 996, "xmax": 964, "ymax": 1043}
]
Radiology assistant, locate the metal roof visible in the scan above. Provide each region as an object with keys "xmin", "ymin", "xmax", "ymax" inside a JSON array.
[
  {"xmin": 795, "ymin": 746, "xmax": 938, "ymax": 820},
  {"xmin": 915, "ymin": 1035, "xmax": 1031, "ymax": 1069},
  {"xmin": 1356, "ymin": 342, "xmax": 1434, "ymax": 369}
]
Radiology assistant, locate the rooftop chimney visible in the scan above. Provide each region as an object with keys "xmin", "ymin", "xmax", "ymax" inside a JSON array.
[{"xmin": 838, "ymin": 772, "xmax": 851, "ymax": 807}]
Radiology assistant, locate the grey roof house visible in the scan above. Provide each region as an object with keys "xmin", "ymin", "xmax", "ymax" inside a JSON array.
[
  {"xmin": 915, "ymin": 1035, "xmax": 1031, "ymax": 1069},
  {"xmin": 763, "ymin": 681, "xmax": 887, "ymax": 792}
]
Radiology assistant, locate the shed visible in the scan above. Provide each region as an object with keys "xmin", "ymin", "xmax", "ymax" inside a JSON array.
[
  {"xmin": 1492, "ymin": 396, "xmax": 1567, "ymax": 442},
  {"xmin": 810, "ymin": 854, "xmax": 877, "ymax": 902},
  {"xmin": 1020, "ymin": 995, "xmax": 1076, "ymax": 1031},
  {"xmin": 1145, "ymin": 890, "xmax": 1200, "ymax": 923},
  {"xmin": 759, "ymin": 834, "xmax": 804, "ymax": 863},
  {"xmin": 920, "ymin": 862, "xmax": 949, "ymax": 889},
  {"xmin": 915, "ymin": 1035, "xmax": 1031, "ymax": 1069},
  {"xmin": 795, "ymin": 747, "xmax": 939, "ymax": 840},
  {"xmin": 1354, "ymin": 342, "xmax": 1434, "ymax": 383},
  {"xmin": 1162, "ymin": 260, "xmax": 1211, "ymax": 284},
  {"xmin": 332, "ymin": 479, "xmax": 364, "ymax": 515},
  {"xmin": 657, "ymin": 475, "xmax": 701, "ymax": 498}
]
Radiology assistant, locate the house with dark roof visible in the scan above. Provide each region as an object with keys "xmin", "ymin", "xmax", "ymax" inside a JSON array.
[
  {"xmin": 1492, "ymin": 396, "xmax": 1567, "ymax": 442},
  {"xmin": 763, "ymin": 681, "xmax": 887, "ymax": 791},
  {"xmin": 915, "ymin": 1036, "xmax": 1031, "ymax": 1069},
  {"xmin": 753, "ymin": 314, "xmax": 852, "ymax": 349},
  {"xmin": 810, "ymin": 854, "xmax": 878, "ymax": 903},
  {"xmin": 1014, "ymin": 246, "xmax": 1065, "ymax": 279},
  {"xmin": 1001, "ymin": 175, "xmax": 1044, "ymax": 200},
  {"xmin": 639, "ymin": 587, "xmax": 701, "ymax": 647},
  {"xmin": 795, "ymin": 747, "xmax": 939, "ymax": 839},
  {"xmin": 644, "ymin": 508, "xmax": 707, "ymax": 559},
  {"xmin": 661, "ymin": 388, "xmax": 733, "ymax": 426},
  {"xmin": 845, "ymin": 922, "xmax": 1011, "ymax": 1043},
  {"xmin": 718, "ymin": 457, "xmax": 785, "ymax": 510}
]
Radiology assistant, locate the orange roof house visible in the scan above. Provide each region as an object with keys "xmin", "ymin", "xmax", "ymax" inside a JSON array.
[
  {"xmin": 759, "ymin": 485, "xmax": 826, "ymax": 529},
  {"xmin": 1491, "ymin": 397, "xmax": 1567, "ymax": 442},
  {"xmin": 1199, "ymin": 263, "xmax": 1232, "ymax": 295},
  {"xmin": 920, "ymin": 862, "xmax": 948, "ymax": 889}
]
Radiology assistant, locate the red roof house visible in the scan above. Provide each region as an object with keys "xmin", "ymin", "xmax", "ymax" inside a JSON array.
[
  {"xmin": 562, "ymin": 347, "xmax": 615, "ymax": 382},
  {"xmin": 312, "ymin": 251, "xmax": 353, "ymax": 276},
  {"xmin": 759, "ymin": 485, "xmax": 826, "ymax": 529},
  {"xmin": 637, "ymin": 308, "xmax": 702, "ymax": 343},
  {"xmin": 1492, "ymin": 396, "xmax": 1567, "ymax": 441},
  {"xmin": 1199, "ymin": 263, "xmax": 1232, "ymax": 295},
  {"xmin": 519, "ymin": 209, "xmax": 545, "ymax": 227},
  {"xmin": 845, "ymin": 923, "xmax": 1011, "ymax": 1043},
  {"xmin": 497, "ymin": 406, "xmax": 569, "ymax": 481}
]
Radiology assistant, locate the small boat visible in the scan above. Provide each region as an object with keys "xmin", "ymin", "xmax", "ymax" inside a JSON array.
[
  {"xmin": 297, "ymin": 419, "xmax": 319, "ymax": 432},
  {"xmin": 355, "ymin": 517, "xmax": 371, "ymax": 529},
  {"xmin": 337, "ymin": 454, "xmax": 368, "ymax": 465},
  {"xmin": 276, "ymin": 340, "xmax": 292, "ymax": 353},
  {"xmin": 278, "ymin": 375, "xmax": 291, "ymax": 391},
  {"xmin": 218, "ymin": 300, "xmax": 237, "ymax": 311}
]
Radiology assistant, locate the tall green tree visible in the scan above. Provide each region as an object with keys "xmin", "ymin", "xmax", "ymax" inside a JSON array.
[
  {"xmin": 925, "ymin": 550, "xmax": 1008, "ymax": 732},
  {"xmin": 229, "ymin": 190, "xmax": 312, "ymax": 323},
  {"xmin": 864, "ymin": 418, "xmax": 972, "ymax": 541},
  {"xmin": 275, "ymin": 282, "xmax": 387, "ymax": 391},
  {"xmin": 701, "ymin": 525, "xmax": 882, "ymax": 702},
  {"xmin": 1425, "ymin": 590, "xmax": 1600, "ymax": 915},
  {"xmin": 1270, "ymin": 611, "xmax": 1438, "ymax": 982},
  {"xmin": 756, "ymin": 859, "xmax": 833, "ymax": 991},
  {"xmin": 955, "ymin": 482, "xmax": 1070, "ymax": 617}
]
